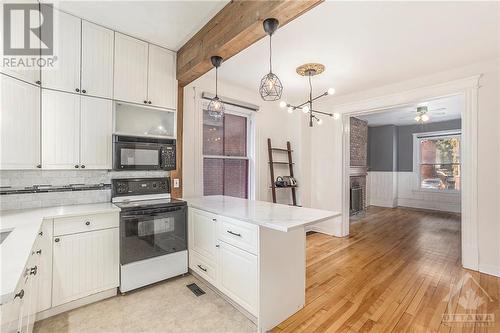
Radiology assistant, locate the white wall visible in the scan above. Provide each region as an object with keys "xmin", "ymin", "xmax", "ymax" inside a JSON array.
[
  {"xmin": 366, "ymin": 171, "xmax": 397, "ymax": 208},
  {"xmin": 182, "ymin": 75, "xmax": 305, "ymax": 206},
  {"xmin": 309, "ymin": 58, "xmax": 500, "ymax": 276}
]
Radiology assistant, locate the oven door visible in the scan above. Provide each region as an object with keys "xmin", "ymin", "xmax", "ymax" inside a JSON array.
[
  {"xmin": 120, "ymin": 205, "xmax": 187, "ymax": 265},
  {"xmin": 114, "ymin": 142, "xmax": 162, "ymax": 170}
]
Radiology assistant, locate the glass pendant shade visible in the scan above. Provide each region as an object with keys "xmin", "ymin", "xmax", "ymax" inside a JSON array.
[
  {"xmin": 208, "ymin": 96, "xmax": 224, "ymax": 119},
  {"xmin": 259, "ymin": 72, "xmax": 283, "ymax": 101}
]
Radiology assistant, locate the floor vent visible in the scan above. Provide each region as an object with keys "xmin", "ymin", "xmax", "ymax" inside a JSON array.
[{"xmin": 187, "ymin": 283, "xmax": 205, "ymax": 297}]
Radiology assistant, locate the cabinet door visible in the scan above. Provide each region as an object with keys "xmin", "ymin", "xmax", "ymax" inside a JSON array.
[
  {"xmin": 147, "ymin": 45, "xmax": 176, "ymax": 109},
  {"xmin": 81, "ymin": 21, "xmax": 114, "ymax": 99},
  {"xmin": 41, "ymin": 8, "xmax": 81, "ymax": 92},
  {"xmin": 36, "ymin": 220, "xmax": 53, "ymax": 313},
  {"xmin": 80, "ymin": 96, "xmax": 112, "ymax": 169},
  {"xmin": 114, "ymin": 33, "xmax": 148, "ymax": 104},
  {"xmin": 189, "ymin": 209, "xmax": 217, "ymax": 261},
  {"xmin": 0, "ymin": 2, "xmax": 41, "ymax": 85},
  {"xmin": 0, "ymin": 284, "xmax": 24, "ymax": 333},
  {"xmin": 217, "ymin": 241, "xmax": 258, "ymax": 316},
  {"xmin": 52, "ymin": 228, "xmax": 119, "ymax": 307},
  {"xmin": 41, "ymin": 89, "xmax": 80, "ymax": 169},
  {"xmin": 0, "ymin": 75, "xmax": 41, "ymax": 169}
]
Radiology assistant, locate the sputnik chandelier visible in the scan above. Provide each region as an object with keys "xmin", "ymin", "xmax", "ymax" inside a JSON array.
[{"xmin": 279, "ymin": 63, "xmax": 336, "ymax": 127}]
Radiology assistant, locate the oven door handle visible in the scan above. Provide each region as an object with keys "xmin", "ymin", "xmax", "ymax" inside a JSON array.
[{"xmin": 121, "ymin": 206, "xmax": 185, "ymax": 218}]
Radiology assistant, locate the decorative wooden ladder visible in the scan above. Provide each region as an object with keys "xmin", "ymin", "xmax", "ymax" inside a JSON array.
[{"xmin": 267, "ymin": 138, "xmax": 297, "ymax": 206}]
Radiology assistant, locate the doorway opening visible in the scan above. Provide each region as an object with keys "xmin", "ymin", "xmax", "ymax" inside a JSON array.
[{"xmin": 339, "ymin": 75, "xmax": 480, "ymax": 270}]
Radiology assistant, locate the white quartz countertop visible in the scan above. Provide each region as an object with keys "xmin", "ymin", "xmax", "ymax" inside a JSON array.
[
  {"xmin": 182, "ymin": 196, "xmax": 340, "ymax": 232},
  {"xmin": 0, "ymin": 203, "xmax": 120, "ymax": 303}
]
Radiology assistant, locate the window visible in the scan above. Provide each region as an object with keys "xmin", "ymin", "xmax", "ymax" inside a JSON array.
[
  {"xmin": 416, "ymin": 132, "xmax": 461, "ymax": 191},
  {"xmin": 202, "ymin": 109, "xmax": 250, "ymax": 198}
]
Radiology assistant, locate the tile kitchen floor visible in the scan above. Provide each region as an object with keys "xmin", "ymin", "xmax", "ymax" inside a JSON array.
[{"xmin": 34, "ymin": 275, "xmax": 256, "ymax": 333}]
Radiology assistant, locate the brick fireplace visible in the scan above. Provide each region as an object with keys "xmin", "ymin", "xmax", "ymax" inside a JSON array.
[{"xmin": 350, "ymin": 117, "xmax": 368, "ymax": 215}]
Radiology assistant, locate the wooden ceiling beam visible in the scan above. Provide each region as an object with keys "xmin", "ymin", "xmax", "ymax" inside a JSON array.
[{"xmin": 176, "ymin": 0, "xmax": 323, "ymax": 87}]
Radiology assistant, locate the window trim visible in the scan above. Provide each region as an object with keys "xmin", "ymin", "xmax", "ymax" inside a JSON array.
[
  {"xmin": 412, "ymin": 129, "xmax": 461, "ymax": 193},
  {"xmin": 201, "ymin": 101, "xmax": 255, "ymax": 199}
]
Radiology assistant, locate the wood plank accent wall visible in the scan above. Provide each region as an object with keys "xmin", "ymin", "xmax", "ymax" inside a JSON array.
[{"xmin": 173, "ymin": 0, "xmax": 323, "ymax": 198}]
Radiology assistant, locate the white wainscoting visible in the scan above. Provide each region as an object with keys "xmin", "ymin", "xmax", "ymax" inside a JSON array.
[
  {"xmin": 366, "ymin": 172, "xmax": 398, "ymax": 208},
  {"xmin": 397, "ymin": 172, "xmax": 461, "ymax": 213},
  {"xmin": 367, "ymin": 171, "xmax": 461, "ymax": 213}
]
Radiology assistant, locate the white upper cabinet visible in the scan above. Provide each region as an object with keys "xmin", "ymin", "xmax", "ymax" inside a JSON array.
[
  {"xmin": 81, "ymin": 21, "xmax": 114, "ymax": 99},
  {"xmin": 114, "ymin": 33, "xmax": 148, "ymax": 104},
  {"xmin": 41, "ymin": 9, "xmax": 81, "ymax": 93},
  {"xmin": 0, "ymin": 1, "xmax": 41, "ymax": 85},
  {"xmin": 41, "ymin": 89, "xmax": 80, "ymax": 169},
  {"xmin": 147, "ymin": 45, "xmax": 176, "ymax": 109},
  {"xmin": 80, "ymin": 96, "xmax": 112, "ymax": 169},
  {"xmin": 0, "ymin": 75, "xmax": 41, "ymax": 170}
]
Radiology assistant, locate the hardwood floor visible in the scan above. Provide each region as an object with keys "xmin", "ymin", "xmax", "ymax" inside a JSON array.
[{"xmin": 273, "ymin": 206, "xmax": 500, "ymax": 332}]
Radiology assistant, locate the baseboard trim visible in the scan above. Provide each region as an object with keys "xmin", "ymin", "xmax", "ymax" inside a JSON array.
[
  {"xmin": 479, "ymin": 264, "xmax": 500, "ymax": 278},
  {"xmin": 35, "ymin": 288, "xmax": 117, "ymax": 321}
]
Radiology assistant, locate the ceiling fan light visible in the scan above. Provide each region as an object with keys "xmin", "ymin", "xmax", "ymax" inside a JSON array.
[
  {"xmin": 415, "ymin": 115, "xmax": 421, "ymax": 122},
  {"xmin": 328, "ymin": 88, "xmax": 336, "ymax": 95},
  {"xmin": 279, "ymin": 100, "xmax": 287, "ymax": 108},
  {"xmin": 421, "ymin": 114, "xmax": 429, "ymax": 122}
]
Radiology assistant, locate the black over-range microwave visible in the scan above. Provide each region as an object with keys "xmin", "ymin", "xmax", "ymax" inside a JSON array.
[{"xmin": 113, "ymin": 135, "xmax": 176, "ymax": 171}]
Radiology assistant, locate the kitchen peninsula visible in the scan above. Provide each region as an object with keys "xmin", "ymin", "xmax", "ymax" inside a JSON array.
[{"xmin": 183, "ymin": 195, "xmax": 340, "ymax": 332}]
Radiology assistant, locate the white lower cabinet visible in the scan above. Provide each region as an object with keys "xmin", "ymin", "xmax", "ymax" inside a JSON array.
[
  {"xmin": 217, "ymin": 241, "xmax": 258, "ymax": 315},
  {"xmin": 1, "ymin": 211, "xmax": 119, "ymax": 333},
  {"xmin": 52, "ymin": 224, "xmax": 119, "ymax": 307},
  {"xmin": 188, "ymin": 208, "xmax": 258, "ymax": 316}
]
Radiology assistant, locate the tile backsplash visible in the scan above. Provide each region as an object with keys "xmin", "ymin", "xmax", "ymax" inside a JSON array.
[{"xmin": 0, "ymin": 170, "xmax": 169, "ymax": 210}]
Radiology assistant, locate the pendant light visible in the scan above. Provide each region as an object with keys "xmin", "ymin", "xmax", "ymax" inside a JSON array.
[
  {"xmin": 207, "ymin": 56, "xmax": 224, "ymax": 119},
  {"xmin": 259, "ymin": 18, "xmax": 283, "ymax": 101},
  {"xmin": 414, "ymin": 106, "xmax": 430, "ymax": 124}
]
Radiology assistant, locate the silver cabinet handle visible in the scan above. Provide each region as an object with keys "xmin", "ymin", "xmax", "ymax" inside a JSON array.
[
  {"xmin": 33, "ymin": 249, "xmax": 42, "ymax": 255},
  {"xmin": 227, "ymin": 230, "xmax": 241, "ymax": 237},
  {"xmin": 14, "ymin": 289, "xmax": 24, "ymax": 299},
  {"xmin": 197, "ymin": 264, "xmax": 207, "ymax": 272},
  {"xmin": 29, "ymin": 266, "xmax": 37, "ymax": 276}
]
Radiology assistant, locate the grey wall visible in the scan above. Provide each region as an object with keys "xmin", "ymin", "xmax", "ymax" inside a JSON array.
[
  {"xmin": 368, "ymin": 125, "xmax": 397, "ymax": 171},
  {"xmin": 397, "ymin": 119, "xmax": 461, "ymax": 171},
  {"xmin": 368, "ymin": 119, "xmax": 462, "ymax": 172}
]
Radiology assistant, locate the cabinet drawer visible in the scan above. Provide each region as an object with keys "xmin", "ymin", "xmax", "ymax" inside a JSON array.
[
  {"xmin": 189, "ymin": 251, "xmax": 217, "ymax": 285},
  {"xmin": 53, "ymin": 212, "xmax": 118, "ymax": 236},
  {"xmin": 218, "ymin": 217, "xmax": 258, "ymax": 255}
]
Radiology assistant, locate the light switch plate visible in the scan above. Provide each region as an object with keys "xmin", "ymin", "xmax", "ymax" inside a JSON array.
[{"xmin": 173, "ymin": 178, "xmax": 180, "ymax": 188}]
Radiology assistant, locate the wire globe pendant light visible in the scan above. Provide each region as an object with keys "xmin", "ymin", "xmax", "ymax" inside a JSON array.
[
  {"xmin": 208, "ymin": 55, "xmax": 225, "ymax": 119},
  {"xmin": 259, "ymin": 18, "xmax": 283, "ymax": 101}
]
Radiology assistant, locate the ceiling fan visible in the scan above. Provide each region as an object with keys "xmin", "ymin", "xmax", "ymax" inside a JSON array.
[{"xmin": 397, "ymin": 106, "xmax": 446, "ymax": 123}]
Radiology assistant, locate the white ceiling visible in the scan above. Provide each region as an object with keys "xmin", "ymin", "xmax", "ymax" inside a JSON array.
[
  {"xmin": 53, "ymin": 0, "xmax": 228, "ymax": 50},
  {"xmin": 212, "ymin": 1, "xmax": 499, "ymax": 104},
  {"xmin": 357, "ymin": 95, "xmax": 463, "ymax": 127}
]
